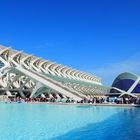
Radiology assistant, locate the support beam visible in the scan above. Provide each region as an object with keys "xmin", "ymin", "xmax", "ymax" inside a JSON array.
[{"xmin": 127, "ymin": 76, "xmax": 140, "ymax": 94}]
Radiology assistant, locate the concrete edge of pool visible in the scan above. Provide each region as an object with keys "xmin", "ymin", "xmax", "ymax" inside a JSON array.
[{"xmin": 18, "ymin": 102, "xmax": 140, "ymax": 107}]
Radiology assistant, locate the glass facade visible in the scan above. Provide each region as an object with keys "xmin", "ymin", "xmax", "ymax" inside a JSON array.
[{"xmin": 0, "ymin": 61, "xmax": 4, "ymax": 69}]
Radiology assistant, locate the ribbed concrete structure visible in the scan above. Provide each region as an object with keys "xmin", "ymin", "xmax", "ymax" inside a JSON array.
[{"xmin": 0, "ymin": 45, "xmax": 108, "ymax": 101}]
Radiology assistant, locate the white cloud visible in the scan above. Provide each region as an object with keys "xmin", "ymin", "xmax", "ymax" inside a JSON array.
[{"xmin": 89, "ymin": 52, "xmax": 140, "ymax": 86}]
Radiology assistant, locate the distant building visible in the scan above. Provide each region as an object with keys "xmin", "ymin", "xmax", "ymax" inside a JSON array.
[{"xmin": 110, "ymin": 72, "xmax": 140, "ymax": 97}]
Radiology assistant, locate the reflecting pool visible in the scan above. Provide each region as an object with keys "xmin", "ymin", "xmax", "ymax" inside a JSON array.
[{"xmin": 0, "ymin": 104, "xmax": 139, "ymax": 140}]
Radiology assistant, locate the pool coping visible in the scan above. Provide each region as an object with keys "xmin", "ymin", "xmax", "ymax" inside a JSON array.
[{"xmin": 25, "ymin": 102, "xmax": 140, "ymax": 107}]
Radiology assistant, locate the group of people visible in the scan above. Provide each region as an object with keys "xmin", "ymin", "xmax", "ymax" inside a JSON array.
[
  {"xmin": 114, "ymin": 96, "xmax": 140, "ymax": 104},
  {"xmin": 8, "ymin": 96, "xmax": 107, "ymax": 104},
  {"xmin": 8, "ymin": 96, "xmax": 74, "ymax": 103},
  {"xmin": 6, "ymin": 96, "xmax": 140, "ymax": 105}
]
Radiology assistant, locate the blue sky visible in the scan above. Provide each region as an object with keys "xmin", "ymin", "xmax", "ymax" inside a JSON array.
[{"xmin": 0, "ymin": 0, "xmax": 140, "ymax": 85}]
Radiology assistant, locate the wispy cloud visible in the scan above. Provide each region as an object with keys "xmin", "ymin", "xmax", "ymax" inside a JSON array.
[{"xmin": 89, "ymin": 52, "xmax": 140, "ymax": 86}]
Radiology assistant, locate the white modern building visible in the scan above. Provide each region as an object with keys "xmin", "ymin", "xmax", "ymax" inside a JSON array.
[
  {"xmin": 0, "ymin": 45, "xmax": 108, "ymax": 101},
  {"xmin": 110, "ymin": 72, "xmax": 140, "ymax": 98}
]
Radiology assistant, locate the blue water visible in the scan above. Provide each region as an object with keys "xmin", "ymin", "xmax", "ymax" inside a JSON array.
[{"xmin": 0, "ymin": 104, "xmax": 139, "ymax": 140}]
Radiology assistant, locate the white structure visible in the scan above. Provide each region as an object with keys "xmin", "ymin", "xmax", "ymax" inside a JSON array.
[{"xmin": 0, "ymin": 45, "xmax": 108, "ymax": 101}]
